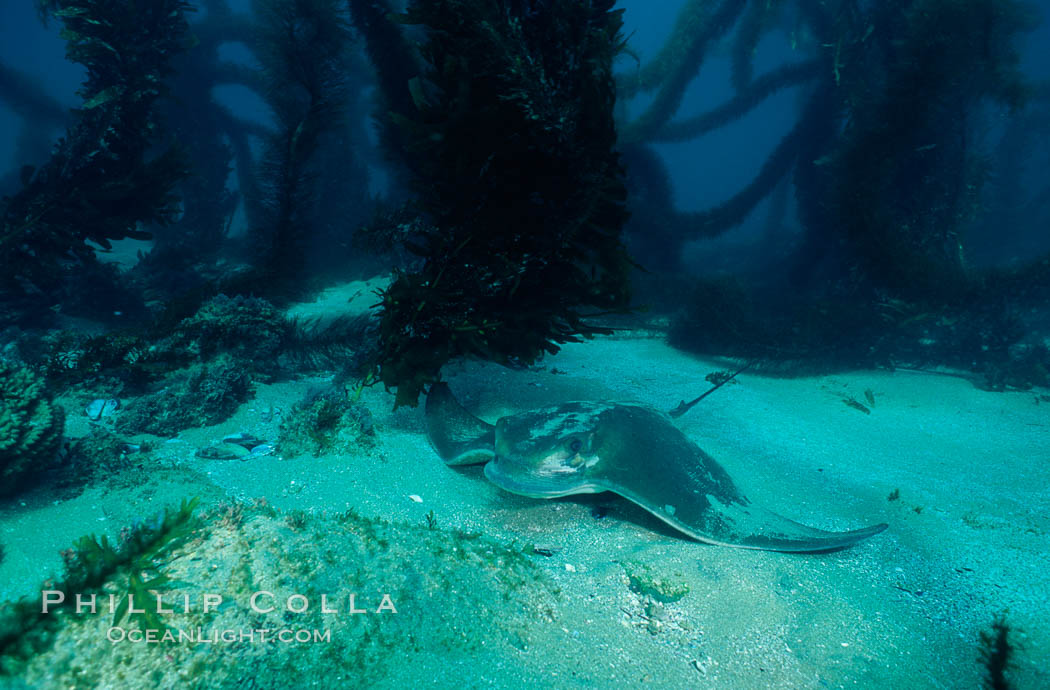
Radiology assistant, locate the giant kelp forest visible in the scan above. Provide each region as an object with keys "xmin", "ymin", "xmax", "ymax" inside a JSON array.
[
  {"xmin": 0, "ymin": 0, "xmax": 1048, "ymax": 446},
  {"xmin": 633, "ymin": 0, "xmax": 1050, "ymax": 392}
]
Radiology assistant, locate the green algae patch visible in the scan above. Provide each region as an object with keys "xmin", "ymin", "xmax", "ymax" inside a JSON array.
[
  {"xmin": 622, "ymin": 561, "xmax": 690, "ymax": 603},
  {"xmin": 277, "ymin": 393, "xmax": 375, "ymax": 458}
]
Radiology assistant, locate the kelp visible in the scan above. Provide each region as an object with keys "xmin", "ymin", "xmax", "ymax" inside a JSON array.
[
  {"xmin": 620, "ymin": 143, "xmax": 686, "ymax": 272},
  {"xmin": 979, "ymin": 615, "xmax": 1016, "ymax": 690},
  {"xmin": 614, "ymin": 0, "xmax": 830, "ymax": 272},
  {"xmin": 617, "ymin": 0, "xmax": 1046, "ymax": 389},
  {"xmin": 651, "ymin": 59, "xmax": 822, "ymax": 143},
  {"xmin": 139, "ymin": 1, "xmax": 243, "ymax": 270},
  {"xmin": 358, "ymin": 0, "xmax": 634, "ymax": 406},
  {"xmin": 814, "ymin": 0, "xmax": 1035, "ymax": 301},
  {"xmin": 0, "ymin": 0, "xmax": 193, "ymax": 313},
  {"xmin": 676, "ymin": 84, "xmax": 830, "ymax": 239},
  {"xmin": 0, "ymin": 61, "xmax": 69, "ymax": 132},
  {"xmin": 730, "ymin": 0, "xmax": 785, "ymax": 92},
  {"xmin": 617, "ymin": 0, "xmax": 733, "ymax": 99},
  {"xmin": 252, "ymin": 0, "xmax": 354, "ymax": 296},
  {"xmin": 618, "ymin": 0, "xmax": 749, "ymax": 145},
  {"xmin": 347, "ymin": 0, "xmax": 423, "ymax": 167}
]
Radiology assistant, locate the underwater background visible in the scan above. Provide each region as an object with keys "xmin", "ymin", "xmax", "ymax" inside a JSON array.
[{"xmin": 1, "ymin": 0, "xmax": 1049, "ymax": 687}]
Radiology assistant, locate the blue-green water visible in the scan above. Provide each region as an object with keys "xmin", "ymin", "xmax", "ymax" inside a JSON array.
[{"xmin": 1, "ymin": 1, "xmax": 1049, "ymax": 688}]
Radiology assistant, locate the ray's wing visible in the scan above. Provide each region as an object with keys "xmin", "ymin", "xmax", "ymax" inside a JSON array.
[
  {"xmin": 590, "ymin": 405, "xmax": 888, "ymax": 552},
  {"xmin": 425, "ymin": 382, "xmax": 496, "ymax": 465}
]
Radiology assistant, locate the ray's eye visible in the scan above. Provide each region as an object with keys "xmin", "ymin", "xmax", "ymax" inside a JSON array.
[{"xmin": 569, "ymin": 438, "xmax": 582, "ymax": 453}]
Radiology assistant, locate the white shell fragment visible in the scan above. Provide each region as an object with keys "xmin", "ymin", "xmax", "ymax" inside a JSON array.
[{"xmin": 85, "ymin": 398, "xmax": 120, "ymax": 420}]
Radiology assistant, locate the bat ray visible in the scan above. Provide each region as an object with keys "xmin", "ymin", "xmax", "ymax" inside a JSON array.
[{"xmin": 425, "ymin": 383, "xmax": 887, "ymax": 552}]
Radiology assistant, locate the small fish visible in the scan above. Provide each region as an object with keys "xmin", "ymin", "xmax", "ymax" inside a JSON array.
[
  {"xmin": 864, "ymin": 389, "xmax": 876, "ymax": 407},
  {"xmin": 843, "ymin": 398, "xmax": 871, "ymax": 415},
  {"xmin": 530, "ymin": 546, "xmax": 562, "ymax": 557},
  {"xmin": 223, "ymin": 432, "xmax": 265, "ymax": 449},
  {"xmin": 196, "ymin": 443, "xmax": 251, "ymax": 460}
]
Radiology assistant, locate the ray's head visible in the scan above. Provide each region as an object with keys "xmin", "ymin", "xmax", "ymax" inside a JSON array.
[{"xmin": 484, "ymin": 401, "xmax": 614, "ymax": 498}]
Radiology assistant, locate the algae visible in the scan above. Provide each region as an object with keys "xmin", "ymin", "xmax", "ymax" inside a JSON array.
[
  {"xmin": 622, "ymin": 561, "xmax": 690, "ymax": 604},
  {"xmin": 276, "ymin": 391, "xmax": 375, "ymax": 458},
  {"xmin": 3, "ymin": 501, "xmax": 560, "ymax": 687}
]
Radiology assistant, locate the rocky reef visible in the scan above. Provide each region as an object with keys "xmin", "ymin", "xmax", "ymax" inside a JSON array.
[
  {"xmin": 157, "ymin": 294, "xmax": 292, "ymax": 375},
  {"xmin": 115, "ymin": 355, "xmax": 253, "ymax": 437}
]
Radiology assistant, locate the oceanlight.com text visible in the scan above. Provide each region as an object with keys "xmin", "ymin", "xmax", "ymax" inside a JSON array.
[{"xmin": 107, "ymin": 626, "xmax": 332, "ymax": 645}]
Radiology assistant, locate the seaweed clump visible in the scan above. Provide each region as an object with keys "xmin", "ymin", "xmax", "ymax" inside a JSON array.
[
  {"xmin": 0, "ymin": 362, "xmax": 65, "ymax": 498},
  {"xmin": 0, "ymin": 497, "xmax": 201, "ymax": 670},
  {"xmin": 622, "ymin": 561, "xmax": 689, "ymax": 604},
  {"xmin": 980, "ymin": 614, "xmax": 1016, "ymax": 690},
  {"xmin": 277, "ymin": 389, "xmax": 375, "ymax": 457},
  {"xmin": 355, "ymin": 0, "xmax": 634, "ymax": 406}
]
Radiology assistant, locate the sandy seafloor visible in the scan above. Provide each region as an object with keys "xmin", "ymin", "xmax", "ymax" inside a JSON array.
[{"xmin": 1, "ymin": 281, "xmax": 1048, "ymax": 689}]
